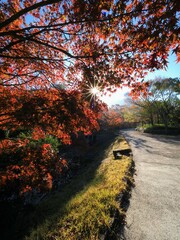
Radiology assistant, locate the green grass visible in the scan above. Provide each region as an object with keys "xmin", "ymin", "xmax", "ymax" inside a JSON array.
[
  {"xmin": 137, "ymin": 124, "xmax": 180, "ymax": 135},
  {"xmin": 24, "ymin": 136, "xmax": 132, "ymax": 240},
  {"xmin": 136, "ymin": 123, "xmax": 164, "ymax": 130}
]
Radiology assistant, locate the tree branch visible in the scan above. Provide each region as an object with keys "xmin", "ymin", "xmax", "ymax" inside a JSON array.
[
  {"xmin": 0, "ymin": 3, "xmax": 158, "ymax": 33},
  {"xmin": 0, "ymin": 54, "xmax": 70, "ymax": 62},
  {"xmin": 0, "ymin": 0, "xmax": 62, "ymax": 30},
  {"xmin": 29, "ymin": 38, "xmax": 102, "ymax": 59}
]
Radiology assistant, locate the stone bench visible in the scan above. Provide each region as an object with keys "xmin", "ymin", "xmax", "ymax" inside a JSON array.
[{"xmin": 113, "ymin": 149, "xmax": 132, "ymax": 159}]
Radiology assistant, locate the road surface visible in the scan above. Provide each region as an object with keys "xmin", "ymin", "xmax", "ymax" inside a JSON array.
[{"xmin": 121, "ymin": 130, "xmax": 180, "ymax": 240}]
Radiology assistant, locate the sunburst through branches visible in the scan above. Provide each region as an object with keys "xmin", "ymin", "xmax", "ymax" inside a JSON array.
[{"xmin": 82, "ymin": 80, "xmax": 102, "ymax": 104}]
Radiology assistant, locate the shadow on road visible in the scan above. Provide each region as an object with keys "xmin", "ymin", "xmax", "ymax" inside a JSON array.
[
  {"xmin": 121, "ymin": 130, "xmax": 180, "ymax": 149},
  {"xmin": 145, "ymin": 134, "xmax": 180, "ymax": 145},
  {"xmin": 121, "ymin": 131, "xmax": 152, "ymax": 150}
]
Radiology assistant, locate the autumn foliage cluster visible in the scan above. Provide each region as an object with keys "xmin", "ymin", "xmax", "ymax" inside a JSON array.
[
  {"xmin": 101, "ymin": 106, "xmax": 123, "ymax": 128},
  {"xmin": 0, "ymin": 0, "xmax": 179, "ymax": 199},
  {"xmin": 0, "ymin": 138, "xmax": 67, "ymax": 197},
  {"xmin": 0, "ymin": 87, "xmax": 102, "ymax": 199},
  {"xmin": 0, "ymin": 0, "xmax": 179, "ymax": 91}
]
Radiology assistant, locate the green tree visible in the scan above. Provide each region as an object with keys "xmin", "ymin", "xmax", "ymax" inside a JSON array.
[
  {"xmin": 134, "ymin": 77, "xmax": 180, "ymax": 131},
  {"xmin": 151, "ymin": 78, "xmax": 180, "ymax": 130}
]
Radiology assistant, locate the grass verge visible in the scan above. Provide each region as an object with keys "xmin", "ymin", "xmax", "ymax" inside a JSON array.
[
  {"xmin": 136, "ymin": 124, "xmax": 180, "ymax": 135},
  {"xmin": 24, "ymin": 136, "xmax": 133, "ymax": 240}
]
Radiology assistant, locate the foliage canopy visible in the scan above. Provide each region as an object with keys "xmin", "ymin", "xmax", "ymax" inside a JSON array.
[{"xmin": 0, "ymin": 0, "xmax": 179, "ymax": 91}]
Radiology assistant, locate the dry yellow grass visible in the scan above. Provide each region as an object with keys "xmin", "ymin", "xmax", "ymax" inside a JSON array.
[{"xmin": 26, "ymin": 136, "xmax": 132, "ymax": 240}]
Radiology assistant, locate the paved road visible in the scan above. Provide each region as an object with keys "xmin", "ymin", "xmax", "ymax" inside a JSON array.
[{"xmin": 121, "ymin": 130, "xmax": 180, "ymax": 240}]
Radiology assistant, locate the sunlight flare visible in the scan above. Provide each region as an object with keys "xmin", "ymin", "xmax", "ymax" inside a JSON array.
[
  {"xmin": 90, "ymin": 87, "xmax": 99, "ymax": 96},
  {"xmin": 82, "ymin": 79, "xmax": 103, "ymax": 103}
]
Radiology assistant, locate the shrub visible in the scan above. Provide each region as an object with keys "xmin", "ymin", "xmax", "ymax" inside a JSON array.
[{"xmin": 0, "ymin": 135, "xmax": 67, "ymax": 201}]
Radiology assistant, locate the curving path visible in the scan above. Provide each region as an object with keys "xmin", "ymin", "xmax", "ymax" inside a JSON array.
[{"xmin": 121, "ymin": 130, "xmax": 180, "ymax": 240}]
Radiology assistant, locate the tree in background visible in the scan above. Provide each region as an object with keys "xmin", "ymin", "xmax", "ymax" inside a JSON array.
[
  {"xmin": 149, "ymin": 78, "xmax": 180, "ymax": 129},
  {"xmin": 100, "ymin": 105, "xmax": 123, "ymax": 129},
  {"xmin": 131, "ymin": 78, "xmax": 180, "ymax": 131},
  {"xmin": 120, "ymin": 104, "xmax": 141, "ymax": 128}
]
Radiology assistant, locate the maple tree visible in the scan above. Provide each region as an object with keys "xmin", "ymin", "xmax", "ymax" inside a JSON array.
[
  {"xmin": 0, "ymin": 0, "xmax": 179, "ymax": 91},
  {"xmin": 0, "ymin": 138, "xmax": 67, "ymax": 197},
  {"xmin": 0, "ymin": 87, "xmax": 101, "ymax": 142},
  {"xmin": 0, "ymin": 86, "xmax": 103, "ymax": 197},
  {"xmin": 0, "ymin": 0, "xmax": 179, "ymax": 198},
  {"xmin": 100, "ymin": 105, "xmax": 123, "ymax": 128}
]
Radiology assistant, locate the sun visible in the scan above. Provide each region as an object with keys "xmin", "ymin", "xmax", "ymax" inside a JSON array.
[
  {"xmin": 90, "ymin": 87, "xmax": 99, "ymax": 96},
  {"xmin": 82, "ymin": 79, "xmax": 102, "ymax": 102}
]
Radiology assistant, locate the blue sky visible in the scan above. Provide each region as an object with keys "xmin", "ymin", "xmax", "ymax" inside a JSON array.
[
  {"xmin": 101, "ymin": 53, "xmax": 180, "ymax": 106},
  {"xmin": 145, "ymin": 53, "xmax": 180, "ymax": 80}
]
